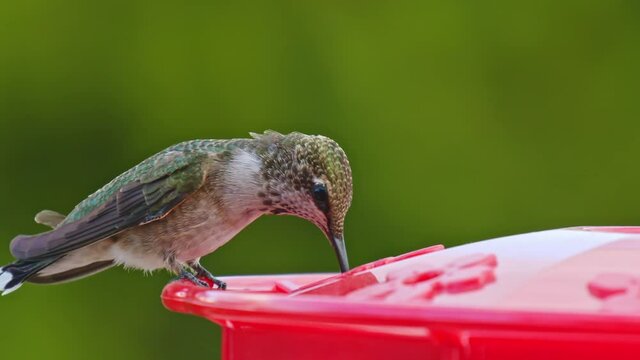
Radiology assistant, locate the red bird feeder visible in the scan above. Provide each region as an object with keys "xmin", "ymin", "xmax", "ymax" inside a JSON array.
[{"xmin": 162, "ymin": 227, "xmax": 640, "ymax": 360}]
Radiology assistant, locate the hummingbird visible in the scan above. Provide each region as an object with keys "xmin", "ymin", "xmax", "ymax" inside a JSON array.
[{"xmin": 0, "ymin": 131, "xmax": 353, "ymax": 295}]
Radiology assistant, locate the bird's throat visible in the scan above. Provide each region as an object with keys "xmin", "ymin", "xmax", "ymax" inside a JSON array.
[{"xmin": 216, "ymin": 149, "xmax": 266, "ymax": 217}]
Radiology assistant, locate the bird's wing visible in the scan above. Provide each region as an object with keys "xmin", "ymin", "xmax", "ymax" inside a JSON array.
[{"xmin": 10, "ymin": 151, "xmax": 211, "ymax": 260}]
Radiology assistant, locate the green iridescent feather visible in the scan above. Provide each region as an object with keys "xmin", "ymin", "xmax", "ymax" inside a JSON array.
[{"xmin": 61, "ymin": 139, "xmax": 238, "ymax": 225}]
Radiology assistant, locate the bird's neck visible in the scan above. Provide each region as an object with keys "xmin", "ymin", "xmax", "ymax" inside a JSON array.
[{"xmin": 212, "ymin": 148, "xmax": 266, "ymax": 220}]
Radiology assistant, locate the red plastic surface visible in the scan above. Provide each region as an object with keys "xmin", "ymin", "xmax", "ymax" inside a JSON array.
[{"xmin": 162, "ymin": 227, "xmax": 640, "ymax": 360}]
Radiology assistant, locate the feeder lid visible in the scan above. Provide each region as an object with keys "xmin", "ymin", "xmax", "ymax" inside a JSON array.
[{"xmin": 163, "ymin": 227, "xmax": 640, "ymax": 332}]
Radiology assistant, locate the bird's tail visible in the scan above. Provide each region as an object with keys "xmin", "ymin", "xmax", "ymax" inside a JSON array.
[{"xmin": 0, "ymin": 258, "xmax": 58, "ymax": 296}]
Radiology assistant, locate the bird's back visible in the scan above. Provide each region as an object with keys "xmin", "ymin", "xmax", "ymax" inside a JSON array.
[{"xmin": 61, "ymin": 139, "xmax": 235, "ymax": 225}]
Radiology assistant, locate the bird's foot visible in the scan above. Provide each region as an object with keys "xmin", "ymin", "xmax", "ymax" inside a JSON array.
[
  {"xmin": 175, "ymin": 270, "xmax": 209, "ymax": 288},
  {"xmin": 193, "ymin": 266, "xmax": 227, "ymax": 290}
]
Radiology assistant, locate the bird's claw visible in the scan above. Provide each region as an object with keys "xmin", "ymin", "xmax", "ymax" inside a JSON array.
[
  {"xmin": 196, "ymin": 270, "xmax": 227, "ymax": 290},
  {"xmin": 191, "ymin": 264, "xmax": 226, "ymax": 290},
  {"xmin": 175, "ymin": 270, "xmax": 211, "ymax": 288},
  {"xmin": 191, "ymin": 277, "xmax": 210, "ymax": 288},
  {"xmin": 174, "ymin": 266, "xmax": 227, "ymax": 290},
  {"xmin": 212, "ymin": 278, "xmax": 227, "ymax": 290}
]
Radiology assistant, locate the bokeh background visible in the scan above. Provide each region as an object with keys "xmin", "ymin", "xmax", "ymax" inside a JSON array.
[{"xmin": 2, "ymin": 1, "xmax": 640, "ymax": 359}]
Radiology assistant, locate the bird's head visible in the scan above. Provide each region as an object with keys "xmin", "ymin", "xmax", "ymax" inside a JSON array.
[{"xmin": 253, "ymin": 131, "xmax": 353, "ymax": 273}]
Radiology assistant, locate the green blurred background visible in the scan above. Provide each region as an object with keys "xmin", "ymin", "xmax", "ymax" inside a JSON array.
[{"xmin": 2, "ymin": 1, "xmax": 640, "ymax": 359}]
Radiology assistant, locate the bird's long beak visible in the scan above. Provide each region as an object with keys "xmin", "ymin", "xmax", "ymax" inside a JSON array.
[{"xmin": 329, "ymin": 232, "xmax": 349, "ymax": 273}]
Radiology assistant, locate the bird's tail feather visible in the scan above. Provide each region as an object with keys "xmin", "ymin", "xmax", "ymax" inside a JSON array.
[{"xmin": 0, "ymin": 258, "xmax": 58, "ymax": 296}]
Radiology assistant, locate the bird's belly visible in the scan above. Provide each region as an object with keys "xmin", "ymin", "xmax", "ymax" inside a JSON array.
[
  {"xmin": 174, "ymin": 213, "xmax": 261, "ymax": 262},
  {"xmin": 110, "ymin": 220, "xmax": 251, "ymax": 271},
  {"xmin": 111, "ymin": 245, "xmax": 166, "ymax": 271},
  {"xmin": 175, "ymin": 225, "xmax": 238, "ymax": 261},
  {"xmin": 111, "ymin": 199, "xmax": 262, "ymax": 271}
]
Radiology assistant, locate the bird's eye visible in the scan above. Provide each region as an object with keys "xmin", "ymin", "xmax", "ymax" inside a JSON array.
[
  {"xmin": 312, "ymin": 183, "xmax": 329, "ymax": 212},
  {"xmin": 312, "ymin": 183, "xmax": 328, "ymax": 201}
]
